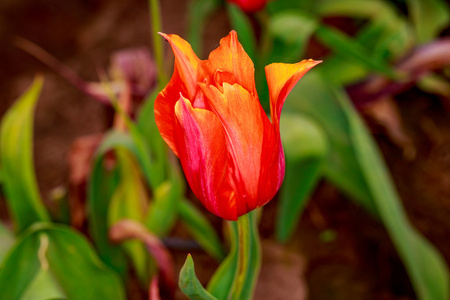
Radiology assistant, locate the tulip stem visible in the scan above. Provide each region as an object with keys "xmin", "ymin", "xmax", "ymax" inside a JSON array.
[
  {"xmin": 229, "ymin": 213, "xmax": 251, "ymax": 300},
  {"xmin": 148, "ymin": 0, "xmax": 167, "ymax": 86}
]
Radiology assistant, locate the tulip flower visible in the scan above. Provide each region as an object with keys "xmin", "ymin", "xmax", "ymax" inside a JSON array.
[
  {"xmin": 155, "ymin": 30, "xmax": 320, "ymax": 220},
  {"xmin": 228, "ymin": 0, "xmax": 267, "ymax": 12}
]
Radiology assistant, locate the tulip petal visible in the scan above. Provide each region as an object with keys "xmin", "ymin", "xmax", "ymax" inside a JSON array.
[
  {"xmin": 200, "ymin": 31, "xmax": 257, "ymax": 97},
  {"xmin": 200, "ymin": 82, "xmax": 276, "ymax": 215},
  {"xmin": 174, "ymin": 96, "xmax": 237, "ymax": 220},
  {"xmin": 155, "ymin": 33, "xmax": 202, "ymax": 155},
  {"xmin": 160, "ymin": 33, "xmax": 200, "ymax": 100},
  {"xmin": 265, "ymin": 60, "xmax": 321, "ymax": 125}
]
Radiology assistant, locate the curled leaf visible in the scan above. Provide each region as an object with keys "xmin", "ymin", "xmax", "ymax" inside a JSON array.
[{"xmin": 109, "ymin": 219, "xmax": 175, "ymax": 292}]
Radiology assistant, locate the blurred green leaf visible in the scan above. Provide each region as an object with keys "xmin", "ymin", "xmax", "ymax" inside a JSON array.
[
  {"xmin": 268, "ymin": 11, "xmax": 318, "ymax": 60},
  {"xmin": 145, "ymin": 178, "xmax": 181, "ymax": 237},
  {"xmin": 207, "ymin": 220, "xmax": 238, "ymax": 299},
  {"xmin": 315, "ymin": 25, "xmax": 398, "ymax": 79},
  {"xmin": 108, "ymin": 149, "xmax": 150, "ymax": 285},
  {"xmin": 406, "ymin": 0, "xmax": 450, "ymax": 44},
  {"xmin": 0, "ymin": 223, "xmax": 15, "ymax": 264},
  {"xmin": 179, "ymin": 200, "xmax": 226, "ymax": 261},
  {"xmin": 0, "ymin": 223, "xmax": 125, "ymax": 300},
  {"xmin": 20, "ymin": 268, "xmax": 67, "ymax": 300},
  {"xmin": 276, "ymin": 114, "xmax": 328, "ymax": 242},
  {"xmin": 179, "ymin": 254, "xmax": 218, "ymax": 300},
  {"xmin": 316, "ymin": 0, "xmax": 391, "ymax": 19},
  {"xmin": 284, "ymin": 71, "xmax": 375, "ymax": 212},
  {"xmin": 227, "ymin": 3, "xmax": 257, "ymax": 61},
  {"xmin": 187, "ymin": 0, "xmax": 222, "ymax": 54},
  {"xmin": 0, "ymin": 77, "xmax": 50, "ymax": 233},
  {"xmin": 287, "ymin": 69, "xmax": 449, "ymax": 300},
  {"xmin": 137, "ymin": 90, "xmax": 168, "ymax": 182},
  {"xmin": 88, "ymin": 131, "xmax": 131, "ymax": 275},
  {"xmin": 336, "ymin": 89, "xmax": 450, "ymax": 300},
  {"xmin": 317, "ymin": 1, "xmax": 412, "ymax": 84}
]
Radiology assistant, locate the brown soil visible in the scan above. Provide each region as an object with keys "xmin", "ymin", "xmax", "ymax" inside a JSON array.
[{"xmin": 1, "ymin": 1, "xmax": 449, "ymax": 300}]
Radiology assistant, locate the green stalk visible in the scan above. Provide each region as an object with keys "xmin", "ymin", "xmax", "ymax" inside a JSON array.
[
  {"xmin": 148, "ymin": 0, "xmax": 167, "ymax": 86},
  {"xmin": 229, "ymin": 213, "xmax": 251, "ymax": 300}
]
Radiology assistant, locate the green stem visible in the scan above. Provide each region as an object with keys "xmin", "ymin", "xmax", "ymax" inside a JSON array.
[
  {"xmin": 148, "ymin": 0, "xmax": 167, "ymax": 86},
  {"xmin": 229, "ymin": 213, "xmax": 251, "ymax": 300}
]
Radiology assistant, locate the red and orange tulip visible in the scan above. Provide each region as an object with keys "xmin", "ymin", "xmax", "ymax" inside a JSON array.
[{"xmin": 155, "ymin": 31, "xmax": 320, "ymax": 220}]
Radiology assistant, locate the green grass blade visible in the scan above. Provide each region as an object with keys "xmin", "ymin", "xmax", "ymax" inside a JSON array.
[{"xmin": 0, "ymin": 77, "xmax": 50, "ymax": 233}]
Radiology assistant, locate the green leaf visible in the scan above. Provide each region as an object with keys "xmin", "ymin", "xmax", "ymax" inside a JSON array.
[
  {"xmin": 316, "ymin": 0, "xmax": 391, "ymax": 19},
  {"xmin": 88, "ymin": 132, "xmax": 130, "ymax": 274},
  {"xmin": 335, "ymin": 90, "xmax": 450, "ymax": 300},
  {"xmin": 317, "ymin": 2, "xmax": 413, "ymax": 84},
  {"xmin": 187, "ymin": 0, "xmax": 222, "ymax": 54},
  {"xmin": 0, "ymin": 223, "xmax": 15, "ymax": 265},
  {"xmin": 207, "ymin": 210, "xmax": 261, "ymax": 300},
  {"xmin": 276, "ymin": 114, "xmax": 328, "ymax": 242},
  {"xmin": 145, "ymin": 178, "xmax": 181, "ymax": 237},
  {"xmin": 287, "ymin": 69, "xmax": 449, "ymax": 300},
  {"xmin": 137, "ymin": 90, "xmax": 168, "ymax": 183},
  {"xmin": 315, "ymin": 25, "xmax": 398, "ymax": 79},
  {"xmin": 20, "ymin": 268, "xmax": 67, "ymax": 300},
  {"xmin": 108, "ymin": 149, "xmax": 151, "ymax": 285},
  {"xmin": 227, "ymin": 3, "xmax": 257, "ymax": 61},
  {"xmin": 230, "ymin": 211, "xmax": 261, "ymax": 300},
  {"xmin": 267, "ymin": 11, "xmax": 318, "ymax": 61},
  {"xmin": 0, "ymin": 223, "xmax": 125, "ymax": 300},
  {"xmin": 0, "ymin": 77, "xmax": 50, "ymax": 233},
  {"xmin": 207, "ymin": 221, "xmax": 238, "ymax": 299},
  {"xmin": 179, "ymin": 254, "xmax": 218, "ymax": 300},
  {"xmin": 406, "ymin": 0, "xmax": 450, "ymax": 44},
  {"xmin": 284, "ymin": 71, "xmax": 375, "ymax": 212},
  {"xmin": 178, "ymin": 200, "xmax": 226, "ymax": 261}
]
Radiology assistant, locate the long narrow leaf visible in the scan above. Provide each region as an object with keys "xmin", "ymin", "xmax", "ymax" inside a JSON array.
[
  {"xmin": 0, "ymin": 77, "xmax": 50, "ymax": 233},
  {"xmin": 336, "ymin": 89, "xmax": 449, "ymax": 300},
  {"xmin": 108, "ymin": 149, "xmax": 151, "ymax": 285}
]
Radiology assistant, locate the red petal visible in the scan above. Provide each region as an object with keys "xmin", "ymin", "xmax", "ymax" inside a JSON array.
[
  {"xmin": 200, "ymin": 82, "xmax": 276, "ymax": 216},
  {"xmin": 154, "ymin": 33, "xmax": 202, "ymax": 155},
  {"xmin": 199, "ymin": 31, "xmax": 257, "ymax": 97},
  {"xmin": 174, "ymin": 96, "xmax": 237, "ymax": 220},
  {"xmin": 265, "ymin": 60, "xmax": 321, "ymax": 126}
]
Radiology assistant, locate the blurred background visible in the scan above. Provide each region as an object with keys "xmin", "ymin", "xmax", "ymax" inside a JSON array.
[{"xmin": 1, "ymin": 0, "xmax": 450, "ymax": 299}]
